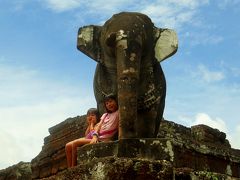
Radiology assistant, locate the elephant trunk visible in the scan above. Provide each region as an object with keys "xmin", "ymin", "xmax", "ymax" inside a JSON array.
[{"xmin": 115, "ymin": 30, "xmax": 141, "ymax": 138}]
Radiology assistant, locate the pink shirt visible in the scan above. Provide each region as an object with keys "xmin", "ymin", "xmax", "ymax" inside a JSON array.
[
  {"xmin": 85, "ymin": 130, "xmax": 95, "ymax": 139},
  {"xmin": 98, "ymin": 110, "xmax": 119, "ymax": 140}
]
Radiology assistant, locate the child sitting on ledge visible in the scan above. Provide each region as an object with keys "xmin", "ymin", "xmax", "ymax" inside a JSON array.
[{"xmin": 65, "ymin": 94, "xmax": 119, "ymax": 167}]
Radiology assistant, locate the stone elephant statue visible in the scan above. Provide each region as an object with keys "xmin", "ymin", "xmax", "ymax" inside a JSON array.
[{"xmin": 77, "ymin": 12, "xmax": 178, "ymax": 138}]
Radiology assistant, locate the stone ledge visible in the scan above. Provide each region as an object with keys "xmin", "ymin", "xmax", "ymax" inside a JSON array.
[
  {"xmin": 29, "ymin": 118, "xmax": 240, "ymax": 179},
  {"xmin": 43, "ymin": 157, "xmax": 239, "ymax": 180},
  {"xmin": 0, "ymin": 162, "xmax": 31, "ymax": 180},
  {"xmin": 77, "ymin": 138, "xmax": 240, "ymax": 178}
]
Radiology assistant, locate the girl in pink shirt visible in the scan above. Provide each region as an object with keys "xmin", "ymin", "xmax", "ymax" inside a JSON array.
[{"xmin": 90, "ymin": 94, "xmax": 119, "ymax": 143}]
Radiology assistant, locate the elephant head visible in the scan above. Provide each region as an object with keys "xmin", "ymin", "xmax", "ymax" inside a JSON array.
[{"xmin": 77, "ymin": 12, "xmax": 178, "ymax": 138}]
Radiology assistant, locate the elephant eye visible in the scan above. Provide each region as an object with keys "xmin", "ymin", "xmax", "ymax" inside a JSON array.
[{"xmin": 105, "ymin": 33, "xmax": 116, "ymax": 47}]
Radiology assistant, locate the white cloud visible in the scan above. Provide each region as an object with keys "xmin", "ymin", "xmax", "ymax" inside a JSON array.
[
  {"xmin": 183, "ymin": 31, "xmax": 224, "ymax": 46},
  {"xmin": 217, "ymin": 0, "xmax": 240, "ymax": 9},
  {"xmin": 0, "ymin": 63, "xmax": 95, "ymax": 169},
  {"xmin": 196, "ymin": 64, "xmax": 225, "ymax": 83},
  {"xmin": 41, "ymin": 0, "xmax": 210, "ymax": 13},
  {"xmin": 8, "ymin": 0, "xmax": 31, "ymax": 11},
  {"xmin": 187, "ymin": 113, "xmax": 240, "ymax": 149},
  {"xmin": 167, "ymin": 0, "xmax": 209, "ymax": 8},
  {"xmin": 165, "ymin": 62, "xmax": 239, "ymax": 149},
  {"xmin": 191, "ymin": 113, "xmax": 227, "ymax": 132},
  {"xmin": 139, "ymin": 1, "xmax": 205, "ymax": 28},
  {"xmin": 10, "ymin": 0, "xmax": 211, "ymax": 29},
  {"xmin": 228, "ymin": 124, "xmax": 240, "ymax": 149},
  {"xmin": 41, "ymin": 0, "xmax": 130, "ymax": 13},
  {"xmin": 0, "ymin": 130, "xmax": 24, "ymax": 169},
  {"xmin": 42, "ymin": 0, "xmax": 83, "ymax": 12},
  {"xmin": 86, "ymin": 0, "xmax": 130, "ymax": 12},
  {"xmin": 0, "ymin": 97, "xmax": 93, "ymax": 168},
  {"xmin": 220, "ymin": 60, "xmax": 240, "ymax": 78},
  {"xmin": 0, "ymin": 62, "xmax": 94, "ymax": 107},
  {"xmin": 230, "ymin": 67, "xmax": 240, "ymax": 77},
  {"xmin": 39, "ymin": 0, "xmax": 210, "ymax": 29}
]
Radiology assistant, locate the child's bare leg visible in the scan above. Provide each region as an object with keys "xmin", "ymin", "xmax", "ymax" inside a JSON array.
[
  {"xmin": 65, "ymin": 142, "xmax": 73, "ymax": 167},
  {"xmin": 72, "ymin": 138, "xmax": 92, "ymax": 166}
]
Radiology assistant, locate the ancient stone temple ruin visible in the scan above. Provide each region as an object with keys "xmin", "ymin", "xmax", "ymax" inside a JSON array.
[
  {"xmin": 0, "ymin": 115, "xmax": 240, "ymax": 179},
  {"xmin": 1, "ymin": 12, "xmax": 240, "ymax": 180},
  {"xmin": 1, "ymin": 116, "xmax": 240, "ymax": 179}
]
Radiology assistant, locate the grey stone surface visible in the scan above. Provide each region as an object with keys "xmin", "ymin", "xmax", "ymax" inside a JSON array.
[
  {"xmin": 76, "ymin": 137, "xmax": 240, "ymax": 178},
  {"xmin": 31, "ymin": 115, "xmax": 87, "ymax": 179},
  {"xmin": 0, "ymin": 162, "xmax": 31, "ymax": 180},
  {"xmin": 2, "ymin": 118, "xmax": 240, "ymax": 179}
]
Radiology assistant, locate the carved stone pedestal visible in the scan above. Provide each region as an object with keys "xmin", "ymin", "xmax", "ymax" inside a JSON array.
[
  {"xmin": 28, "ymin": 119, "xmax": 240, "ymax": 179},
  {"xmin": 76, "ymin": 138, "xmax": 240, "ymax": 179}
]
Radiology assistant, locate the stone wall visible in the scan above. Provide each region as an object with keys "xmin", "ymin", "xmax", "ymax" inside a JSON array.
[
  {"xmin": 31, "ymin": 115, "xmax": 87, "ymax": 179},
  {"xmin": 43, "ymin": 119, "xmax": 240, "ymax": 179},
  {"xmin": 1, "ymin": 116, "xmax": 240, "ymax": 180},
  {"xmin": 38, "ymin": 157, "xmax": 239, "ymax": 180},
  {"xmin": 0, "ymin": 162, "xmax": 31, "ymax": 180}
]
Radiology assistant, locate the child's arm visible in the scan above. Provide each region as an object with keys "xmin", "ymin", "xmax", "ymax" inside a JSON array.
[
  {"xmin": 89, "ymin": 124, "xmax": 99, "ymax": 144},
  {"xmin": 84, "ymin": 125, "xmax": 90, "ymax": 137},
  {"xmin": 89, "ymin": 118, "xmax": 104, "ymax": 144},
  {"xmin": 94, "ymin": 121, "xmax": 102, "ymax": 133},
  {"xmin": 89, "ymin": 121, "xmax": 95, "ymax": 130}
]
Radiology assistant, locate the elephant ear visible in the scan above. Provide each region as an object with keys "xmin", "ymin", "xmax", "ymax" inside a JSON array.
[
  {"xmin": 154, "ymin": 27, "xmax": 178, "ymax": 62},
  {"xmin": 77, "ymin": 25, "xmax": 102, "ymax": 62}
]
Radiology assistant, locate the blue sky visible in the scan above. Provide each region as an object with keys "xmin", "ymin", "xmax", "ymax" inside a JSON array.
[{"xmin": 0, "ymin": 0, "xmax": 240, "ymax": 169}]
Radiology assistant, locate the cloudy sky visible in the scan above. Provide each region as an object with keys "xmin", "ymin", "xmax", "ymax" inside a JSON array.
[{"xmin": 1, "ymin": 0, "xmax": 240, "ymax": 169}]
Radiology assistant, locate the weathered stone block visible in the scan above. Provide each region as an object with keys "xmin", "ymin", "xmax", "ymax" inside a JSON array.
[
  {"xmin": 40, "ymin": 157, "xmax": 174, "ymax": 180},
  {"xmin": 77, "ymin": 138, "xmax": 240, "ymax": 178},
  {"xmin": 31, "ymin": 115, "xmax": 87, "ymax": 179},
  {"xmin": 29, "ymin": 117, "xmax": 240, "ymax": 179},
  {"xmin": 0, "ymin": 162, "xmax": 31, "ymax": 180}
]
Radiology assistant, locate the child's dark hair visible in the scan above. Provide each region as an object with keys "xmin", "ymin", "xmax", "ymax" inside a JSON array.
[{"xmin": 87, "ymin": 108, "xmax": 100, "ymax": 122}]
